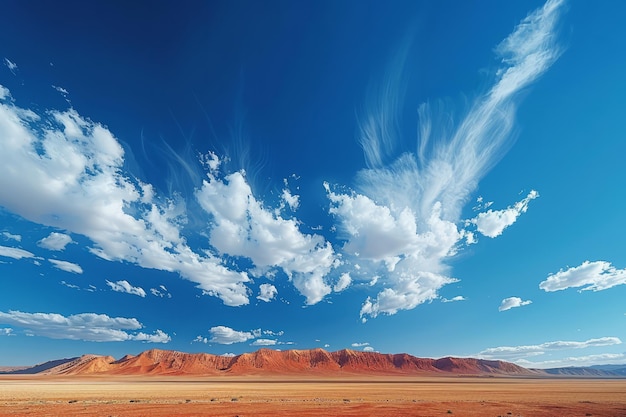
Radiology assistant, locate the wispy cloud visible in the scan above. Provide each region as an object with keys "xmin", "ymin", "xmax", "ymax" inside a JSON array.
[
  {"xmin": 3, "ymin": 58, "xmax": 17, "ymax": 74},
  {"xmin": 251, "ymin": 338, "xmax": 277, "ymax": 346},
  {"xmin": 540, "ymin": 260, "xmax": 626, "ymax": 292},
  {"xmin": 328, "ymin": 0, "xmax": 565, "ymax": 320},
  {"xmin": 0, "ymin": 245, "xmax": 34, "ymax": 260},
  {"xmin": 333, "ymin": 273, "xmax": 352, "ymax": 292},
  {"xmin": 479, "ymin": 337, "xmax": 622, "ymax": 360},
  {"xmin": 517, "ymin": 353, "xmax": 626, "ymax": 369},
  {"xmin": 106, "ymin": 280, "xmax": 146, "ymax": 297},
  {"xmin": 499, "ymin": 296, "xmax": 532, "ymax": 312},
  {"xmin": 1, "ymin": 328, "xmax": 13, "ymax": 336},
  {"xmin": 442, "ymin": 295, "xmax": 466, "ymax": 303},
  {"xmin": 150, "ymin": 285, "xmax": 172, "ymax": 298},
  {"xmin": 38, "ymin": 232, "xmax": 74, "ymax": 251},
  {"xmin": 48, "ymin": 259, "xmax": 83, "ymax": 274},
  {"xmin": 0, "ymin": 310, "xmax": 170, "ymax": 343}
]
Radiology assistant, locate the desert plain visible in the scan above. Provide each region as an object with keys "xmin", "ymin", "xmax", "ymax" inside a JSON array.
[{"xmin": 1, "ymin": 375, "xmax": 626, "ymax": 417}]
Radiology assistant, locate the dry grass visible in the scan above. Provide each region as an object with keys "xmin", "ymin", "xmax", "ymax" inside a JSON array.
[{"xmin": 1, "ymin": 375, "xmax": 625, "ymax": 416}]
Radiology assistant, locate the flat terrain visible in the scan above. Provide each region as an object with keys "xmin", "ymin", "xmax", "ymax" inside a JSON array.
[{"xmin": 1, "ymin": 376, "xmax": 625, "ymax": 417}]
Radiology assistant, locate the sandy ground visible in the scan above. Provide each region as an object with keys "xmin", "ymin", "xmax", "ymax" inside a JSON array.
[{"xmin": 1, "ymin": 375, "xmax": 625, "ymax": 417}]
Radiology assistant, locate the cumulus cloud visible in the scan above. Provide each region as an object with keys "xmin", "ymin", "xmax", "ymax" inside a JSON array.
[
  {"xmin": 0, "ymin": 245, "xmax": 34, "ymax": 259},
  {"xmin": 257, "ymin": 283, "xmax": 278, "ymax": 302},
  {"xmin": 327, "ymin": 0, "xmax": 564, "ymax": 320},
  {"xmin": 38, "ymin": 232, "xmax": 73, "ymax": 251},
  {"xmin": 251, "ymin": 338, "xmax": 277, "ymax": 346},
  {"xmin": 1, "ymin": 231, "xmax": 21, "ymax": 242},
  {"xmin": 479, "ymin": 337, "xmax": 622, "ymax": 361},
  {"xmin": 471, "ymin": 190, "xmax": 538, "ymax": 237},
  {"xmin": 363, "ymin": 346, "xmax": 375, "ymax": 352},
  {"xmin": 1, "ymin": 328, "xmax": 13, "ymax": 336},
  {"xmin": 106, "ymin": 280, "xmax": 146, "ymax": 297},
  {"xmin": 0, "ymin": 310, "xmax": 169, "ymax": 343},
  {"xmin": 0, "ymin": 85, "xmax": 250, "ymax": 307},
  {"xmin": 49, "ymin": 259, "xmax": 83, "ymax": 274},
  {"xmin": 539, "ymin": 260, "xmax": 626, "ymax": 292},
  {"xmin": 196, "ymin": 169, "xmax": 335, "ymax": 305},
  {"xmin": 333, "ymin": 272, "xmax": 352, "ymax": 292},
  {"xmin": 209, "ymin": 326, "xmax": 255, "ymax": 344},
  {"xmin": 351, "ymin": 342, "xmax": 370, "ymax": 347},
  {"xmin": 498, "ymin": 296, "xmax": 532, "ymax": 311}
]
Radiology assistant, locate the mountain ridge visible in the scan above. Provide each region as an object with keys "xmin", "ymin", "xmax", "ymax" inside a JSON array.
[{"xmin": 1, "ymin": 348, "xmax": 623, "ymax": 377}]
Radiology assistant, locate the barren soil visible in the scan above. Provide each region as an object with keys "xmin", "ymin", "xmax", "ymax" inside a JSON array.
[{"xmin": 1, "ymin": 375, "xmax": 625, "ymax": 417}]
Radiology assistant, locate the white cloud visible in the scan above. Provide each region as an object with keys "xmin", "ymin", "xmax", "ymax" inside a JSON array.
[
  {"xmin": 52, "ymin": 85, "xmax": 69, "ymax": 95},
  {"xmin": 0, "ymin": 245, "xmax": 34, "ymax": 259},
  {"xmin": 0, "ymin": 84, "xmax": 10, "ymax": 100},
  {"xmin": 333, "ymin": 272, "xmax": 352, "ymax": 292},
  {"xmin": 471, "ymin": 190, "xmax": 538, "ymax": 238},
  {"xmin": 442, "ymin": 295, "xmax": 466, "ymax": 303},
  {"xmin": 281, "ymin": 188, "xmax": 300, "ymax": 211},
  {"xmin": 498, "ymin": 296, "xmax": 532, "ymax": 312},
  {"xmin": 60, "ymin": 280, "xmax": 80, "ymax": 290},
  {"xmin": 49, "ymin": 259, "xmax": 83, "ymax": 274},
  {"xmin": 209, "ymin": 326, "xmax": 254, "ymax": 344},
  {"xmin": 3, "ymin": 58, "xmax": 17, "ymax": 74},
  {"xmin": 1, "ymin": 231, "xmax": 21, "ymax": 242},
  {"xmin": 263, "ymin": 329, "xmax": 284, "ymax": 336},
  {"xmin": 479, "ymin": 337, "xmax": 622, "ymax": 361},
  {"xmin": 327, "ymin": 0, "xmax": 564, "ymax": 320},
  {"xmin": 0, "ymin": 87, "xmax": 250, "ymax": 307},
  {"xmin": 0, "ymin": 310, "xmax": 169, "ymax": 343},
  {"xmin": 1, "ymin": 328, "xmax": 13, "ymax": 336},
  {"xmin": 363, "ymin": 346, "xmax": 375, "ymax": 352},
  {"xmin": 196, "ymin": 170, "xmax": 335, "ymax": 305},
  {"xmin": 38, "ymin": 232, "xmax": 73, "ymax": 251},
  {"xmin": 251, "ymin": 338, "xmax": 277, "ymax": 346},
  {"xmin": 150, "ymin": 285, "xmax": 172, "ymax": 298},
  {"xmin": 257, "ymin": 283, "xmax": 278, "ymax": 302},
  {"xmin": 193, "ymin": 335, "xmax": 208, "ymax": 344},
  {"xmin": 106, "ymin": 280, "xmax": 146, "ymax": 297},
  {"xmin": 517, "ymin": 353, "xmax": 626, "ymax": 369},
  {"xmin": 351, "ymin": 342, "xmax": 369, "ymax": 347},
  {"xmin": 539, "ymin": 260, "xmax": 626, "ymax": 292}
]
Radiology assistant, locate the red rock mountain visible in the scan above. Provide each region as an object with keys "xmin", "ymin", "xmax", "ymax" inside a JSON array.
[{"xmin": 13, "ymin": 348, "xmax": 539, "ymax": 377}]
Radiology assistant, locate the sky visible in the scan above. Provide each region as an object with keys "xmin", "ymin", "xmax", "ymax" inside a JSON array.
[{"xmin": 0, "ymin": 0, "xmax": 625, "ymax": 369}]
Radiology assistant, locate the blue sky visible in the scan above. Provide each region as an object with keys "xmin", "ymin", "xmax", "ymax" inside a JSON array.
[{"xmin": 1, "ymin": 0, "xmax": 625, "ymax": 368}]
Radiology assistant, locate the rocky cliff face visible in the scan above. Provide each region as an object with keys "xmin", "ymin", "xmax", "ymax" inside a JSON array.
[{"xmin": 6, "ymin": 348, "xmax": 540, "ymax": 376}]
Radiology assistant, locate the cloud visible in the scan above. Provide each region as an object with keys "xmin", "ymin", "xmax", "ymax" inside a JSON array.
[
  {"xmin": 196, "ymin": 169, "xmax": 336, "ymax": 305},
  {"xmin": 0, "ymin": 86, "xmax": 250, "ymax": 307},
  {"xmin": 209, "ymin": 326, "xmax": 254, "ymax": 344},
  {"xmin": 251, "ymin": 338, "xmax": 277, "ymax": 346},
  {"xmin": 498, "ymin": 296, "xmax": 532, "ymax": 312},
  {"xmin": 0, "ymin": 245, "xmax": 34, "ymax": 259},
  {"xmin": 479, "ymin": 337, "xmax": 622, "ymax": 361},
  {"xmin": 471, "ymin": 190, "xmax": 538, "ymax": 238},
  {"xmin": 60, "ymin": 280, "xmax": 80, "ymax": 290},
  {"xmin": 3, "ymin": 58, "xmax": 17, "ymax": 74},
  {"xmin": 442, "ymin": 295, "xmax": 466, "ymax": 303},
  {"xmin": 52, "ymin": 85, "xmax": 69, "ymax": 96},
  {"xmin": 49, "ymin": 259, "xmax": 83, "ymax": 274},
  {"xmin": 1, "ymin": 328, "xmax": 13, "ymax": 336},
  {"xmin": 0, "ymin": 310, "xmax": 169, "ymax": 343},
  {"xmin": 257, "ymin": 283, "xmax": 277, "ymax": 302},
  {"xmin": 363, "ymin": 346, "xmax": 375, "ymax": 352},
  {"xmin": 517, "ymin": 353, "xmax": 626, "ymax": 369},
  {"xmin": 333, "ymin": 272, "xmax": 352, "ymax": 292},
  {"xmin": 221, "ymin": 352, "xmax": 236, "ymax": 357},
  {"xmin": 327, "ymin": 0, "xmax": 565, "ymax": 319},
  {"xmin": 1, "ymin": 231, "xmax": 21, "ymax": 242},
  {"xmin": 106, "ymin": 280, "xmax": 146, "ymax": 297},
  {"xmin": 38, "ymin": 232, "xmax": 74, "ymax": 251},
  {"xmin": 150, "ymin": 285, "xmax": 172, "ymax": 298},
  {"xmin": 351, "ymin": 342, "xmax": 370, "ymax": 347},
  {"xmin": 539, "ymin": 260, "xmax": 626, "ymax": 292}
]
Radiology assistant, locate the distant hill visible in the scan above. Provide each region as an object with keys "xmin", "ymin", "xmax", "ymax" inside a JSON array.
[
  {"xmin": 3, "ymin": 348, "xmax": 624, "ymax": 377},
  {"xmin": 0, "ymin": 348, "xmax": 537, "ymax": 377}
]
